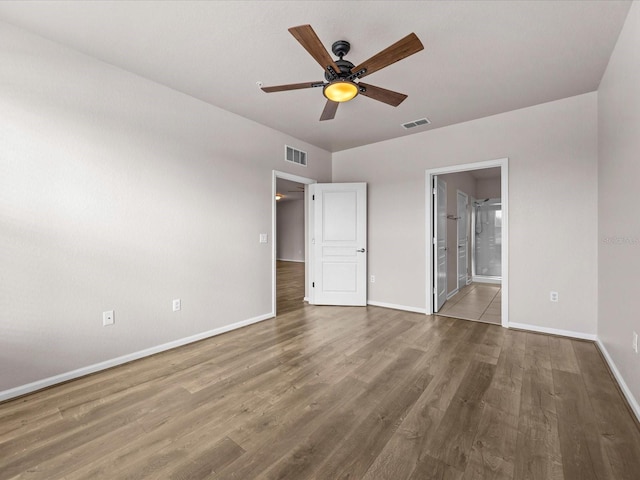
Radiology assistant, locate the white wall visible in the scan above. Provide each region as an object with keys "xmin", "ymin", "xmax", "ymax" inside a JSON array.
[
  {"xmin": 276, "ymin": 199, "xmax": 305, "ymax": 262},
  {"xmin": 333, "ymin": 93, "xmax": 598, "ymax": 335},
  {"xmin": 0, "ymin": 22, "xmax": 331, "ymax": 393},
  {"xmin": 597, "ymin": 1, "xmax": 640, "ymax": 410}
]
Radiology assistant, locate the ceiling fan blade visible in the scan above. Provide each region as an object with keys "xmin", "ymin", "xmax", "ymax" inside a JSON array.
[
  {"xmin": 352, "ymin": 33, "xmax": 424, "ymax": 79},
  {"xmin": 289, "ymin": 25, "xmax": 341, "ymax": 75},
  {"xmin": 358, "ymin": 83, "xmax": 408, "ymax": 107},
  {"xmin": 320, "ymin": 100, "xmax": 339, "ymax": 121},
  {"xmin": 261, "ymin": 81, "xmax": 324, "ymax": 93}
]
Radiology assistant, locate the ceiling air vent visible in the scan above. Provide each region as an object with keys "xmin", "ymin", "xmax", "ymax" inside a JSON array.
[
  {"xmin": 285, "ymin": 145, "xmax": 307, "ymax": 167},
  {"xmin": 402, "ymin": 117, "xmax": 431, "ymax": 129}
]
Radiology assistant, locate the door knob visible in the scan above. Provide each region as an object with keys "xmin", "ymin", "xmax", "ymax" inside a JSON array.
[{"xmin": 357, "ymin": 248, "xmax": 366, "ymax": 253}]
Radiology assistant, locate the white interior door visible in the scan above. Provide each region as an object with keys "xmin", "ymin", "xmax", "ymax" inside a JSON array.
[
  {"xmin": 310, "ymin": 183, "xmax": 367, "ymax": 306},
  {"xmin": 434, "ymin": 177, "xmax": 447, "ymax": 311},
  {"xmin": 457, "ymin": 190, "xmax": 468, "ymax": 289}
]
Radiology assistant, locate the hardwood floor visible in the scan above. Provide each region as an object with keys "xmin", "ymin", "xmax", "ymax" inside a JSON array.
[
  {"xmin": 276, "ymin": 260, "xmax": 305, "ymax": 315},
  {"xmin": 1, "ymin": 279, "xmax": 640, "ymax": 478},
  {"xmin": 439, "ymin": 282, "xmax": 502, "ymax": 324}
]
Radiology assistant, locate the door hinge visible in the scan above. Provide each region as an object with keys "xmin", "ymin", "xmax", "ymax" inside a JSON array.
[
  {"xmin": 433, "ymin": 187, "xmax": 436, "ymax": 195},
  {"xmin": 433, "ymin": 237, "xmax": 437, "ymax": 245},
  {"xmin": 312, "ymin": 194, "xmax": 315, "ymax": 200},
  {"xmin": 312, "ymin": 282, "xmax": 315, "ymax": 288},
  {"xmin": 433, "ymin": 287, "xmax": 437, "ymax": 294}
]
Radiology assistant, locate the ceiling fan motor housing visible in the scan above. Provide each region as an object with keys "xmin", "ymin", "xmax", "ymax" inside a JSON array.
[{"xmin": 325, "ymin": 58, "xmax": 356, "ymax": 81}]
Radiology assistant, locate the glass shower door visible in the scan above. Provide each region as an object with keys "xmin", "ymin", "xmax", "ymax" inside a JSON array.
[{"xmin": 473, "ymin": 199, "xmax": 502, "ymax": 280}]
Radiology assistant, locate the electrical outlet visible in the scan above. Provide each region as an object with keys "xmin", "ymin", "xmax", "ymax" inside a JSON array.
[
  {"xmin": 102, "ymin": 310, "xmax": 114, "ymax": 326},
  {"xmin": 370, "ymin": 275, "xmax": 376, "ymax": 283},
  {"xmin": 173, "ymin": 299, "xmax": 181, "ymax": 312},
  {"xmin": 550, "ymin": 291, "xmax": 559, "ymax": 302},
  {"xmin": 633, "ymin": 331, "xmax": 638, "ymax": 354},
  {"xmin": 259, "ymin": 233, "xmax": 268, "ymax": 243}
]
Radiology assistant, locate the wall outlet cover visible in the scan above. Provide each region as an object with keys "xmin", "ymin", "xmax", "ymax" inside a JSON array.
[{"xmin": 102, "ymin": 310, "xmax": 114, "ymax": 326}]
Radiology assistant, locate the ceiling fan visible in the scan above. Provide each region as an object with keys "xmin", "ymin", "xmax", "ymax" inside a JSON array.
[{"xmin": 261, "ymin": 25, "xmax": 424, "ymax": 121}]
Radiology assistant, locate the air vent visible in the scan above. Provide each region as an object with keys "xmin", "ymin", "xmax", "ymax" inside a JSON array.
[
  {"xmin": 402, "ymin": 117, "xmax": 431, "ymax": 129},
  {"xmin": 285, "ymin": 145, "xmax": 307, "ymax": 166}
]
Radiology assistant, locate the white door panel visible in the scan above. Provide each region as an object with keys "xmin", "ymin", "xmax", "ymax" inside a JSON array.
[
  {"xmin": 434, "ymin": 177, "xmax": 447, "ymax": 311},
  {"xmin": 323, "ymin": 263, "xmax": 358, "ymax": 292},
  {"xmin": 323, "ymin": 191, "xmax": 358, "ymax": 240},
  {"xmin": 311, "ymin": 183, "xmax": 367, "ymax": 306}
]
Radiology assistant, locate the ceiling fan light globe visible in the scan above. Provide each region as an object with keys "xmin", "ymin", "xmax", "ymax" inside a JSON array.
[{"xmin": 323, "ymin": 81, "xmax": 358, "ymax": 103}]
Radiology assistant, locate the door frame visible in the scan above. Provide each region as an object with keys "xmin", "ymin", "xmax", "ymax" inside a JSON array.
[
  {"xmin": 434, "ymin": 176, "xmax": 447, "ymax": 311},
  {"xmin": 425, "ymin": 158, "xmax": 509, "ymax": 328},
  {"xmin": 272, "ymin": 170, "xmax": 317, "ymax": 316}
]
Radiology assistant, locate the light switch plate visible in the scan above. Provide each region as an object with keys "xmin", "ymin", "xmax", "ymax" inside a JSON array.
[{"xmin": 259, "ymin": 233, "xmax": 268, "ymax": 243}]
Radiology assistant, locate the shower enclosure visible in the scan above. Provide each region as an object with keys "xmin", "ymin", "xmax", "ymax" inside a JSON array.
[{"xmin": 472, "ymin": 198, "xmax": 502, "ymax": 282}]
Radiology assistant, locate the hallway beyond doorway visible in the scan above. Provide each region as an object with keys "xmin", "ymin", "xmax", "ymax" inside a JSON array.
[{"xmin": 276, "ymin": 260, "xmax": 305, "ymax": 315}]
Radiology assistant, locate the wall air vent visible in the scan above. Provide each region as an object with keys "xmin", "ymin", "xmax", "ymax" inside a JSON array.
[
  {"xmin": 285, "ymin": 145, "xmax": 307, "ymax": 167},
  {"xmin": 402, "ymin": 117, "xmax": 431, "ymax": 129}
]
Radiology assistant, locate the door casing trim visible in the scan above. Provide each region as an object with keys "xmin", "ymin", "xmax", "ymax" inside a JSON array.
[
  {"xmin": 425, "ymin": 158, "xmax": 509, "ymax": 328},
  {"xmin": 272, "ymin": 170, "xmax": 317, "ymax": 316}
]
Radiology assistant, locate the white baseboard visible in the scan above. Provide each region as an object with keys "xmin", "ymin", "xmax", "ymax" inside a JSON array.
[
  {"xmin": 506, "ymin": 324, "xmax": 640, "ymax": 421},
  {"xmin": 508, "ymin": 322, "xmax": 597, "ymax": 341},
  {"xmin": 367, "ymin": 301, "xmax": 426, "ymax": 314},
  {"xmin": 595, "ymin": 339, "xmax": 640, "ymax": 423},
  {"xmin": 0, "ymin": 312, "xmax": 274, "ymax": 403},
  {"xmin": 276, "ymin": 258, "xmax": 305, "ymax": 263},
  {"xmin": 446, "ymin": 289, "xmax": 459, "ymax": 300},
  {"xmin": 472, "ymin": 276, "xmax": 502, "ymax": 285}
]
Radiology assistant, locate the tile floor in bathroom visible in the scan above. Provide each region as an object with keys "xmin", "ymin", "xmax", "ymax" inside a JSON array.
[{"xmin": 438, "ymin": 282, "xmax": 501, "ymax": 324}]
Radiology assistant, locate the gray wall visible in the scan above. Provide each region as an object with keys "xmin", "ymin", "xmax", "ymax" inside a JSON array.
[
  {"xmin": 276, "ymin": 199, "xmax": 305, "ymax": 262},
  {"xmin": 333, "ymin": 92, "xmax": 598, "ymax": 335},
  {"xmin": 598, "ymin": 1, "xmax": 640, "ymax": 408},
  {"xmin": 476, "ymin": 177, "xmax": 501, "ymax": 199},
  {"xmin": 0, "ymin": 22, "xmax": 331, "ymax": 392}
]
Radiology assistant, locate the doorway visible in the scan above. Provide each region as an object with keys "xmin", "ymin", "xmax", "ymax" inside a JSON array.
[
  {"xmin": 426, "ymin": 159, "xmax": 508, "ymax": 328},
  {"xmin": 272, "ymin": 171, "xmax": 316, "ymax": 316}
]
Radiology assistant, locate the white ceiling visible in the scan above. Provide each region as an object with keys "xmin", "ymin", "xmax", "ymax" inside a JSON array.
[{"xmin": 0, "ymin": 1, "xmax": 631, "ymax": 152}]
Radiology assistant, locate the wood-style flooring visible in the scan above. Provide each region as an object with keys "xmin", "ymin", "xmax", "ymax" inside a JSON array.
[
  {"xmin": 276, "ymin": 260, "xmax": 305, "ymax": 315},
  {"xmin": 1, "ymin": 264, "xmax": 639, "ymax": 479},
  {"xmin": 439, "ymin": 283, "xmax": 502, "ymax": 325}
]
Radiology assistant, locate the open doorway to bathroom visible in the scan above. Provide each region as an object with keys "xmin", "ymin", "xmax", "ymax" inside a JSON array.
[{"xmin": 427, "ymin": 159, "xmax": 508, "ymax": 327}]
